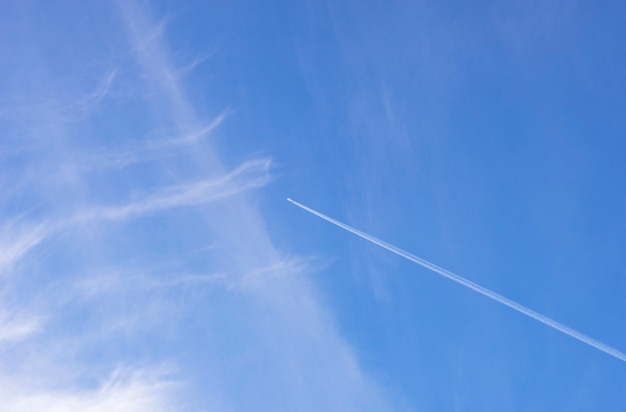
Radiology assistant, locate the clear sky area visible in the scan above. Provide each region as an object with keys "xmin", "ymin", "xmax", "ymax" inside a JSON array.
[{"xmin": 1, "ymin": 1, "xmax": 625, "ymax": 410}]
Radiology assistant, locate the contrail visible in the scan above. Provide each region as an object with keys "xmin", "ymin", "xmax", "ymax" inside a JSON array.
[{"xmin": 287, "ymin": 198, "xmax": 626, "ymax": 363}]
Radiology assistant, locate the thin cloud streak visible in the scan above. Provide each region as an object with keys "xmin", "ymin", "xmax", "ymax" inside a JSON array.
[
  {"xmin": 73, "ymin": 158, "xmax": 270, "ymax": 223},
  {"xmin": 288, "ymin": 198, "xmax": 626, "ymax": 363},
  {"xmin": 0, "ymin": 222, "xmax": 50, "ymax": 275},
  {"xmin": 0, "ymin": 367, "xmax": 178, "ymax": 412},
  {"xmin": 0, "ymin": 107, "xmax": 229, "ymax": 170},
  {"xmin": 74, "ymin": 271, "xmax": 227, "ymax": 298},
  {"xmin": 77, "ymin": 109, "xmax": 230, "ymax": 171},
  {"xmin": 0, "ymin": 68, "xmax": 119, "ymax": 131},
  {"xmin": 71, "ymin": 68, "xmax": 119, "ymax": 110},
  {"xmin": 176, "ymin": 47, "xmax": 218, "ymax": 77},
  {"xmin": 0, "ymin": 159, "xmax": 269, "ymax": 277},
  {"xmin": 147, "ymin": 108, "xmax": 231, "ymax": 149},
  {"xmin": 0, "ymin": 312, "xmax": 42, "ymax": 345}
]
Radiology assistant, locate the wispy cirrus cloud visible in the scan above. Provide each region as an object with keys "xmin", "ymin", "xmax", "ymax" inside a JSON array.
[
  {"xmin": 63, "ymin": 68, "xmax": 119, "ymax": 114},
  {"xmin": 0, "ymin": 367, "xmax": 179, "ymax": 412},
  {"xmin": 0, "ymin": 311, "xmax": 42, "ymax": 345},
  {"xmin": 0, "ymin": 2, "xmax": 398, "ymax": 411},
  {"xmin": 87, "ymin": 108, "xmax": 231, "ymax": 171},
  {"xmin": 74, "ymin": 271, "xmax": 227, "ymax": 298},
  {"xmin": 0, "ymin": 221, "xmax": 51, "ymax": 275},
  {"xmin": 116, "ymin": 2, "xmax": 398, "ymax": 410},
  {"xmin": 72, "ymin": 157, "xmax": 270, "ymax": 223},
  {"xmin": 0, "ymin": 157, "xmax": 269, "ymax": 279},
  {"xmin": 0, "ymin": 67, "xmax": 120, "ymax": 147},
  {"xmin": 176, "ymin": 47, "xmax": 218, "ymax": 78}
]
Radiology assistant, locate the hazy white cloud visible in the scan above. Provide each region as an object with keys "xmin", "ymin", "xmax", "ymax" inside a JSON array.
[
  {"xmin": 237, "ymin": 256, "xmax": 314, "ymax": 289},
  {"xmin": 0, "ymin": 68, "xmax": 120, "ymax": 146},
  {"xmin": 73, "ymin": 158, "xmax": 271, "ymax": 223},
  {"xmin": 0, "ymin": 2, "xmax": 398, "ymax": 411},
  {"xmin": 113, "ymin": 2, "xmax": 397, "ymax": 409},
  {"xmin": 74, "ymin": 269, "xmax": 227, "ymax": 298},
  {"xmin": 0, "ymin": 221, "xmax": 50, "ymax": 275},
  {"xmin": 67, "ymin": 68, "xmax": 119, "ymax": 113},
  {"xmin": 0, "ymin": 311, "xmax": 42, "ymax": 345},
  {"xmin": 148, "ymin": 108, "xmax": 231, "ymax": 149},
  {"xmin": 0, "ymin": 156, "xmax": 269, "ymax": 280},
  {"xmin": 0, "ymin": 367, "xmax": 178, "ymax": 412},
  {"xmin": 176, "ymin": 47, "xmax": 218, "ymax": 77},
  {"xmin": 77, "ymin": 108, "xmax": 231, "ymax": 171}
]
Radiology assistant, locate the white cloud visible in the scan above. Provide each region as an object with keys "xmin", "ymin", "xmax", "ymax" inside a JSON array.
[
  {"xmin": 0, "ymin": 367, "xmax": 179, "ymax": 412},
  {"xmin": 0, "ymin": 221, "xmax": 50, "ymax": 275},
  {"xmin": 0, "ymin": 311, "xmax": 42, "ymax": 345},
  {"xmin": 63, "ymin": 68, "xmax": 119, "ymax": 114},
  {"xmin": 113, "ymin": 2, "xmax": 398, "ymax": 409},
  {"xmin": 72, "ymin": 158, "xmax": 271, "ymax": 223},
  {"xmin": 0, "ymin": 2, "xmax": 399, "ymax": 411},
  {"xmin": 77, "ymin": 108, "xmax": 231, "ymax": 171}
]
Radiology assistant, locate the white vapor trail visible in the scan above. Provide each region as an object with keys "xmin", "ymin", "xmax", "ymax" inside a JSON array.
[{"xmin": 287, "ymin": 198, "xmax": 626, "ymax": 363}]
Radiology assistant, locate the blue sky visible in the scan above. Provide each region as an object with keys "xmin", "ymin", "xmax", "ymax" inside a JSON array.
[{"xmin": 1, "ymin": 0, "xmax": 625, "ymax": 410}]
